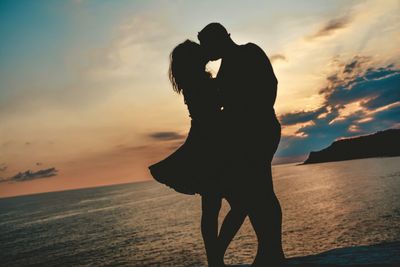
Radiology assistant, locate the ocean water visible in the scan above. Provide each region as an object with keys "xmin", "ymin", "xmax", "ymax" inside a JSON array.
[{"xmin": 1, "ymin": 157, "xmax": 400, "ymax": 266}]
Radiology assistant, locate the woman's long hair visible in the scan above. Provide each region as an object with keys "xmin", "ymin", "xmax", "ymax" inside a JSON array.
[{"xmin": 168, "ymin": 40, "xmax": 208, "ymax": 94}]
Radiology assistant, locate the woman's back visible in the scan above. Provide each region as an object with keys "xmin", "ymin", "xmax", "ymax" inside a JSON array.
[{"xmin": 182, "ymin": 75, "xmax": 220, "ymax": 126}]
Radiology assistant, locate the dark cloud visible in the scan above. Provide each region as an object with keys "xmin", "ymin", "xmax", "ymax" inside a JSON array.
[
  {"xmin": 278, "ymin": 107, "xmax": 349, "ymax": 157},
  {"xmin": 1, "ymin": 168, "xmax": 58, "ymax": 183},
  {"xmin": 270, "ymin": 54, "xmax": 287, "ymax": 63},
  {"xmin": 325, "ymin": 68, "xmax": 400, "ymax": 109},
  {"xmin": 277, "ymin": 58, "xmax": 400, "ymax": 159},
  {"xmin": 366, "ymin": 105, "xmax": 400, "ymax": 131},
  {"xmin": 343, "ymin": 59, "xmax": 359, "ymax": 73},
  {"xmin": 148, "ymin": 131, "xmax": 185, "ymax": 141},
  {"xmin": 307, "ymin": 16, "xmax": 352, "ymax": 40},
  {"xmin": 280, "ymin": 107, "xmax": 327, "ymax": 125}
]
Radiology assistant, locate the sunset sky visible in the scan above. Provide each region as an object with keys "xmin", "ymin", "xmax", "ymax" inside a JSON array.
[{"xmin": 1, "ymin": 0, "xmax": 399, "ymax": 197}]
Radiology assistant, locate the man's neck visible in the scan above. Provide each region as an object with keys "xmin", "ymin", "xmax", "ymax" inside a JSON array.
[{"xmin": 223, "ymin": 43, "xmax": 239, "ymax": 59}]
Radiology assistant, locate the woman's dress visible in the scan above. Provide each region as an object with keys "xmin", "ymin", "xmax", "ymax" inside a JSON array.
[{"xmin": 148, "ymin": 77, "xmax": 222, "ymax": 195}]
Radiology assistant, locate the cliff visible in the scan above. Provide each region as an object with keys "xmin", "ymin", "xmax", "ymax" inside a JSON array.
[{"xmin": 303, "ymin": 129, "xmax": 400, "ymax": 164}]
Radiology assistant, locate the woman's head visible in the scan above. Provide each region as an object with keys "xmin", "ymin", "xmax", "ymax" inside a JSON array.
[{"xmin": 169, "ymin": 40, "xmax": 208, "ymax": 94}]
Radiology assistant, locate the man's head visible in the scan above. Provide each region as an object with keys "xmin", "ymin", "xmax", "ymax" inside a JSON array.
[{"xmin": 198, "ymin": 23, "xmax": 232, "ymax": 60}]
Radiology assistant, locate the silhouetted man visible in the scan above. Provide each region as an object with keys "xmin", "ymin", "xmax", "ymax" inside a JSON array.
[{"xmin": 198, "ymin": 23, "xmax": 285, "ymax": 266}]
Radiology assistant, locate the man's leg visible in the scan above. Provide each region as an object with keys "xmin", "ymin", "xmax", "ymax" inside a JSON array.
[{"xmin": 247, "ymin": 165, "xmax": 284, "ymax": 266}]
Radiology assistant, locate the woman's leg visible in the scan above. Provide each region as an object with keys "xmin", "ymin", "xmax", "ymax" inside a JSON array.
[
  {"xmin": 201, "ymin": 194, "xmax": 222, "ymax": 266},
  {"xmin": 218, "ymin": 197, "xmax": 247, "ymax": 262}
]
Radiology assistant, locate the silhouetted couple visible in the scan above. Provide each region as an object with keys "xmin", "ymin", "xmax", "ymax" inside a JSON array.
[{"xmin": 149, "ymin": 23, "xmax": 284, "ymax": 267}]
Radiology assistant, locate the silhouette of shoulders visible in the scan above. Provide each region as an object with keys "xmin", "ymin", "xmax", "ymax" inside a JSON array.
[
  {"xmin": 217, "ymin": 42, "xmax": 278, "ymax": 116},
  {"xmin": 241, "ymin": 43, "xmax": 276, "ymax": 79},
  {"xmin": 242, "ymin": 42, "xmax": 267, "ymax": 58},
  {"xmin": 234, "ymin": 43, "xmax": 278, "ymax": 108}
]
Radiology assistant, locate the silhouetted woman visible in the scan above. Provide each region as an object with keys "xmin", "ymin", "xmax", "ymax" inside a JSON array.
[{"xmin": 149, "ymin": 40, "xmax": 245, "ymax": 266}]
